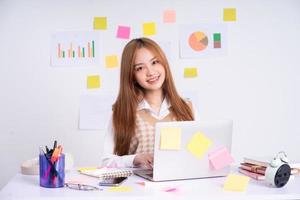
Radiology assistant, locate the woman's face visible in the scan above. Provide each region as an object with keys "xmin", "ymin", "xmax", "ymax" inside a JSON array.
[{"xmin": 133, "ymin": 47, "xmax": 165, "ymax": 92}]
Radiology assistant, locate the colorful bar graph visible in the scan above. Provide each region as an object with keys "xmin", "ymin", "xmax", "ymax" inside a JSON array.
[
  {"xmin": 56, "ymin": 40, "xmax": 95, "ymax": 59},
  {"xmin": 51, "ymin": 31, "xmax": 100, "ymax": 66}
]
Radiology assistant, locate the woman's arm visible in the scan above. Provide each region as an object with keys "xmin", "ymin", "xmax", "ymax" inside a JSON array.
[{"xmin": 101, "ymin": 117, "xmax": 135, "ymax": 168}]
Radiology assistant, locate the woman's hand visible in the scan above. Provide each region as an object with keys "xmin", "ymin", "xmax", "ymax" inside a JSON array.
[{"xmin": 133, "ymin": 153, "xmax": 153, "ymax": 169}]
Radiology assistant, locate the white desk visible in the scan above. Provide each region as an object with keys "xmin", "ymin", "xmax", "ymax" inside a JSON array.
[{"xmin": 1, "ymin": 169, "xmax": 300, "ymax": 200}]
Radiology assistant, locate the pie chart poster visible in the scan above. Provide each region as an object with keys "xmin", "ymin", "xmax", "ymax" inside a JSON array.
[{"xmin": 180, "ymin": 24, "xmax": 228, "ymax": 58}]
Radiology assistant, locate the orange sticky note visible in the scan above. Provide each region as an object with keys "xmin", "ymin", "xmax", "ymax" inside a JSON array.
[
  {"xmin": 105, "ymin": 55, "xmax": 118, "ymax": 68},
  {"xmin": 94, "ymin": 17, "xmax": 107, "ymax": 30},
  {"xmin": 87, "ymin": 75, "xmax": 100, "ymax": 89},
  {"xmin": 224, "ymin": 174, "xmax": 250, "ymax": 192},
  {"xmin": 184, "ymin": 68, "xmax": 198, "ymax": 78},
  {"xmin": 160, "ymin": 127, "xmax": 181, "ymax": 150},
  {"xmin": 223, "ymin": 8, "xmax": 237, "ymax": 21},
  {"xmin": 187, "ymin": 132, "xmax": 212, "ymax": 158},
  {"xmin": 163, "ymin": 10, "xmax": 176, "ymax": 23},
  {"xmin": 143, "ymin": 22, "xmax": 156, "ymax": 36}
]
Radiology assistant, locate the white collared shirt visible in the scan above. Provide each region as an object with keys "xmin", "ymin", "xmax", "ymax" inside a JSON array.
[
  {"xmin": 101, "ymin": 98, "xmax": 199, "ymax": 168},
  {"xmin": 137, "ymin": 98, "xmax": 171, "ymax": 120}
]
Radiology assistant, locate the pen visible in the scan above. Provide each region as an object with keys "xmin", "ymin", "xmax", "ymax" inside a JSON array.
[
  {"xmin": 53, "ymin": 140, "xmax": 57, "ymax": 150},
  {"xmin": 50, "ymin": 145, "xmax": 62, "ymax": 164},
  {"xmin": 45, "ymin": 146, "xmax": 49, "ymax": 154}
]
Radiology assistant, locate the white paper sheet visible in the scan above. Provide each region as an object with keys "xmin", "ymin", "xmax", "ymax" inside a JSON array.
[{"xmin": 79, "ymin": 94, "xmax": 116, "ymax": 130}]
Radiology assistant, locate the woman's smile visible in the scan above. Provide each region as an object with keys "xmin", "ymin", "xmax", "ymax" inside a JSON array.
[{"xmin": 147, "ymin": 75, "xmax": 160, "ymax": 84}]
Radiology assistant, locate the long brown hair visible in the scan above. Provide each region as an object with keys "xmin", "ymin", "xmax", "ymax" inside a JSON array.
[{"xmin": 113, "ymin": 38, "xmax": 194, "ymax": 156}]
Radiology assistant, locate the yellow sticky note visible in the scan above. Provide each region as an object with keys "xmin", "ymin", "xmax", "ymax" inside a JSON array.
[
  {"xmin": 105, "ymin": 55, "xmax": 118, "ymax": 68},
  {"xmin": 223, "ymin": 8, "xmax": 237, "ymax": 21},
  {"xmin": 224, "ymin": 174, "xmax": 250, "ymax": 192},
  {"xmin": 143, "ymin": 22, "xmax": 156, "ymax": 36},
  {"xmin": 187, "ymin": 132, "xmax": 212, "ymax": 158},
  {"xmin": 87, "ymin": 75, "xmax": 100, "ymax": 89},
  {"xmin": 184, "ymin": 68, "xmax": 198, "ymax": 78},
  {"xmin": 160, "ymin": 127, "xmax": 181, "ymax": 150},
  {"xmin": 108, "ymin": 186, "xmax": 133, "ymax": 192},
  {"xmin": 94, "ymin": 17, "xmax": 107, "ymax": 30},
  {"xmin": 77, "ymin": 167, "xmax": 97, "ymax": 172}
]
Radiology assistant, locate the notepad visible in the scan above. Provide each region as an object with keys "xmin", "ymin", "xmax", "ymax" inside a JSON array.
[{"xmin": 79, "ymin": 167, "xmax": 132, "ymax": 179}]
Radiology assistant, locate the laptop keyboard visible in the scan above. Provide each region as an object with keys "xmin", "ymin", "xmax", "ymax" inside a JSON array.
[
  {"xmin": 146, "ymin": 172, "xmax": 153, "ymax": 177},
  {"xmin": 134, "ymin": 169, "xmax": 153, "ymax": 177}
]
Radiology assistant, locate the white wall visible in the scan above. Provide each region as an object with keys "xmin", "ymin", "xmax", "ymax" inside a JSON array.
[{"xmin": 0, "ymin": 0, "xmax": 299, "ymax": 189}]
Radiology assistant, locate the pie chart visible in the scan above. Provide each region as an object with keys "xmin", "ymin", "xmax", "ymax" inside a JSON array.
[{"xmin": 188, "ymin": 32, "xmax": 208, "ymax": 51}]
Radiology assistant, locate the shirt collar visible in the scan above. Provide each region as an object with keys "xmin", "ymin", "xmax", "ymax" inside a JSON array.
[{"xmin": 137, "ymin": 98, "xmax": 170, "ymax": 113}]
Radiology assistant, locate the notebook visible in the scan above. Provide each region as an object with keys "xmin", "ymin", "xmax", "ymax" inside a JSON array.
[
  {"xmin": 134, "ymin": 120, "xmax": 233, "ymax": 181},
  {"xmin": 79, "ymin": 167, "xmax": 133, "ymax": 179}
]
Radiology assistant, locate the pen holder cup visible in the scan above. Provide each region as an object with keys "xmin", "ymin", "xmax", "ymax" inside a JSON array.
[{"xmin": 39, "ymin": 154, "xmax": 65, "ymax": 188}]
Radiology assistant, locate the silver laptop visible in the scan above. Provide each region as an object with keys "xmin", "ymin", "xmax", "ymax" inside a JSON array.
[{"xmin": 134, "ymin": 120, "xmax": 233, "ymax": 181}]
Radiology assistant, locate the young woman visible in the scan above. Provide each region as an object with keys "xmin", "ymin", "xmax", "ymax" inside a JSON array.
[{"xmin": 101, "ymin": 37, "xmax": 199, "ymax": 168}]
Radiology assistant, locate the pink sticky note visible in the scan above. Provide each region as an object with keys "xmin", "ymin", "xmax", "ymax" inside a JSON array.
[
  {"xmin": 116, "ymin": 25, "xmax": 130, "ymax": 39},
  {"xmin": 208, "ymin": 147, "xmax": 234, "ymax": 170},
  {"xmin": 163, "ymin": 10, "xmax": 176, "ymax": 23}
]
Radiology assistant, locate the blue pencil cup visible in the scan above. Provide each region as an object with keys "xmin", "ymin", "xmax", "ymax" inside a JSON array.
[{"xmin": 39, "ymin": 154, "xmax": 65, "ymax": 188}]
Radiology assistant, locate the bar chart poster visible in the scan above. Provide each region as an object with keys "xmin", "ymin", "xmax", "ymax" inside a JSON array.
[
  {"xmin": 179, "ymin": 24, "xmax": 228, "ymax": 58},
  {"xmin": 51, "ymin": 31, "xmax": 101, "ymax": 66}
]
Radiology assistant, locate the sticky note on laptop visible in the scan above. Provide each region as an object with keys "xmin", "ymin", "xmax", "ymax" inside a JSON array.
[
  {"xmin": 160, "ymin": 127, "xmax": 181, "ymax": 150},
  {"xmin": 187, "ymin": 132, "xmax": 212, "ymax": 159},
  {"xmin": 223, "ymin": 174, "xmax": 249, "ymax": 192},
  {"xmin": 208, "ymin": 147, "xmax": 234, "ymax": 170}
]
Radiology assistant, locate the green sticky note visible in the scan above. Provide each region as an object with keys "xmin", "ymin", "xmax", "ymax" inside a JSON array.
[
  {"xmin": 187, "ymin": 132, "xmax": 212, "ymax": 158},
  {"xmin": 105, "ymin": 55, "xmax": 118, "ymax": 68},
  {"xmin": 223, "ymin": 8, "xmax": 237, "ymax": 21},
  {"xmin": 184, "ymin": 68, "xmax": 198, "ymax": 78},
  {"xmin": 160, "ymin": 127, "xmax": 181, "ymax": 150},
  {"xmin": 94, "ymin": 17, "xmax": 107, "ymax": 30},
  {"xmin": 213, "ymin": 33, "xmax": 221, "ymax": 41},
  {"xmin": 143, "ymin": 22, "xmax": 156, "ymax": 36},
  {"xmin": 87, "ymin": 75, "xmax": 100, "ymax": 89},
  {"xmin": 224, "ymin": 174, "xmax": 250, "ymax": 192}
]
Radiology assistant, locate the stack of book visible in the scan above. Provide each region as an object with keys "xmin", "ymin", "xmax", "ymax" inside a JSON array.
[
  {"xmin": 239, "ymin": 162, "xmax": 266, "ymax": 180},
  {"xmin": 239, "ymin": 157, "xmax": 300, "ymax": 180}
]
